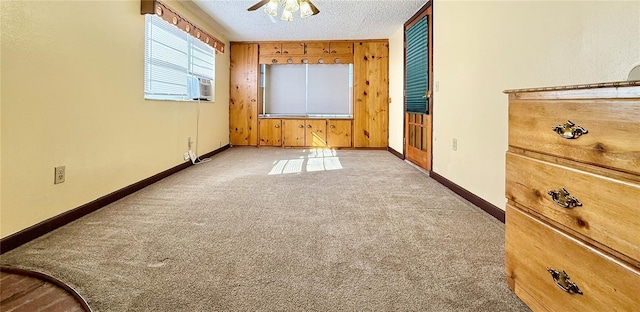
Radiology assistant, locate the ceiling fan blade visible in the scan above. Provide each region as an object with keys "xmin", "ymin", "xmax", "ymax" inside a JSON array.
[
  {"xmin": 247, "ymin": 0, "xmax": 270, "ymax": 11},
  {"xmin": 308, "ymin": 0, "xmax": 320, "ymax": 15}
]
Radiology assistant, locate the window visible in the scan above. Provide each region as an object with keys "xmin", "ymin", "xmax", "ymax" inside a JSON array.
[
  {"xmin": 405, "ymin": 15, "xmax": 428, "ymax": 114},
  {"xmin": 144, "ymin": 14, "xmax": 215, "ymax": 101},
  {"xmin": 262, "ymin": 64, "xmax": 353, "ymax": 117}
]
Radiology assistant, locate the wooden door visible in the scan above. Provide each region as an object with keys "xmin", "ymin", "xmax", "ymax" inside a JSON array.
[
  {"xmin": 327, "ymin": 120, "xmax": 352, "ymax": 147},
  {"xmin": 230, "ymin": 43, "xmax": 259, "ymax": 146},
  {"xmin": 353, "ymin": 41, "xmax": 389, "ymax": 147},
  {"xmin": 282, "ymin": 119, "xmax": 305, "ymax": 147},
  {"xmin": 404, "ymin": 5, "xmax": 432, "ymax": 170},
  {"xmin": 305, "ymin": 120, "xmax": 327, "ymax": 147},
  {"xmin": 258, "ymin": 119, "xmax": 281, "ymax": 146}
]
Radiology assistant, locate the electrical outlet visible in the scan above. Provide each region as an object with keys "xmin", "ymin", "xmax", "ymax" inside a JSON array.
[
  {"xmin": 452, "ymin": 138, "xmax": 458, "ymax": 151},
  {"xmin": 188, "ymin": 137, "xmax": 193, "ymax": 149},
  {"xmin": 184, "ymin": 152, "xmax": 190, "ymax": 161},
  {"xmin": 54, "ymin": 166, "xmax": 65, "ymax": 184}
]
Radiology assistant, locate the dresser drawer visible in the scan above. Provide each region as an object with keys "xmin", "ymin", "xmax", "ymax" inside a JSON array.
[
  {"xmin": 506, "ymin": 152, "xmax": 640, "ymax": 264},
  {"xmin": 509, "ymin": 99, "xmax": 640, "ymax": 175},
  {"xmin": 506, "ymin": 206, "xmax": 640, "ymax": 312}
]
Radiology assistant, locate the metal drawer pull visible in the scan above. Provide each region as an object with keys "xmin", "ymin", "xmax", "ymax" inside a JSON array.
[
  {"xmin": 330, "ymin": 125, "xmax": 336, "ymax": 129},
  {"xmin": 552, "ymin": 120, "xmax": 588, "ymax": 139},
  {"xmin": 298, "ymin": 125, "xmax": 304, "ymax": 128},
  {"xmin": 547, "ymin": 268, "xmax": 583, "ymax": 295},
  {"xmin": 307, "ymin": 125, "xmax": 312, "ymax": 128},
  {"xmin": 547, "ymin": 188, "xmax": 582, "ymax": 208},
  {"xmin": 274, "ymin": 124, "xmax": 280, "ymax": 128}
]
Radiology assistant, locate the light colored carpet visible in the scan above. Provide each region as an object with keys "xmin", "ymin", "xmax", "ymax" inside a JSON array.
[{"xmin": 1, "ymin": 147, "xmax": 529, "ymax": 311}]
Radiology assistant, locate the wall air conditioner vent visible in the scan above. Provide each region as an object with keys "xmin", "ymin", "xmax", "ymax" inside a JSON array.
[{"xmin": 188, "ymin": 76, "xmax": 213, "ymax": 101}]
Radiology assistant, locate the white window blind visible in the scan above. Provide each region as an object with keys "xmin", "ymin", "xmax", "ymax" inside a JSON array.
[
  {"xmin": 307, "ymin": 64, "xmax": 352, "ymax": 115},
  {"xmin": 264, "ymin": 65, "xmax": 307, "ymax": 115},
  {"xmin": 262, "ymin": 64, "xmax": 353, "ymax": 116},
  {"xmin": 144, "ymin": 14, "xmax": 215, "ymax": 101}
]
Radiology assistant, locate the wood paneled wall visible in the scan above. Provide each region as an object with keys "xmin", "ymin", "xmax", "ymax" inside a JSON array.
[
  {"xmin": 353, "ymin": 41, "xmax": 389, "ymax": 147},
  {"xmin": 229, "ymin": 40, "xmax": 389, "ymax": 148},
  {"xmin": 229, "ymin": 43, "xmax": 258, "ymax": 145}
]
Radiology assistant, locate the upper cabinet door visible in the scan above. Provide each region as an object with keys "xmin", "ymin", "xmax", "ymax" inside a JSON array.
[
  {"xmin": 329, "ymin": 42, "xmax": 353, "ymax": 55},
  {"xmin": 260, "ymin": 42, "xmax": 282, "ymax": 55},
  {"xmin": 282, "ymin": 42, "xmax": 305, "ymax": 55},
  {"xmin": 306, "ymin": 42, "xmax": 330, "ymax": 55}
]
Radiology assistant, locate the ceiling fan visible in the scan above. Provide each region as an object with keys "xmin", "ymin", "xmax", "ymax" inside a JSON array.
[{"xmin": 248, "ymin": 0, "xmax": 320, "ymax": 21}]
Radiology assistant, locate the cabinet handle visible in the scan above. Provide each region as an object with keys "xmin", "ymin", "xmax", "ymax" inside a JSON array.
[
  {"xmin": 298, "ymin": 125, "xmax": 304, "ymax": 128},
  {"xmin": 283, "ymin": 51, "xmax": 288, "ymax": 54},
  {"xmin": 330, "ymin": 125, "xmax": 336, "ymax": 129},
  {"xmin": 547, "ymin": 268, "xmax": 583, "ymax": 295},
  {"xmin": 274, "ymin": 124, "xmax": 280, "ymax": 128},
  {"xmin": 552, "ymin": 120, "xmax": 588, "ymax": 139},
  {"xmin": 547, "ymin": 188, "xmax": 582, "ymax": 208},
  {"xmin": 307, "ymin": 125, "xmax": 312, "ymax": 128}
]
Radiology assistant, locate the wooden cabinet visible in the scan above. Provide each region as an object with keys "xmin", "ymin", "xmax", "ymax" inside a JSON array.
[
  {"xmin": 259, "ymin": 118, "xmax": 352, "ymax": 148},
  {"xmin": 353, "ymin": 41, "xmax": 389, "ymax": 147},
  {"xmin": 304, "ymin": 41, "xmax": 328, "ymax": 55},
  {"xmin": 229, "ymin": 43, "xmax": 259, "ymax": 146},
  {"xmin": 327, "ymin": 120, "xmax": 352, "ymax": 147},
  {"xmin": 504, "ymin": 81, "xmax": 640, "ymax": 311},
  {"xmin": 327, "ymin": 42, "xmax": 353, "ymax": 55},
  {"xmin": 259, "ymin": 41, "xmax": 354, "ymax": 64},
  {"xmin": 282, "ymin": 119, "xmax": 306, "ymax": 147},
  {"xmin": 231, "ymin": 39, "xmax": 386, "ymax": 147},
  {"xmin": 305, "ymin": 119, "xmax": 327, "ymax": 147},
  {"xmin": 258, "ymin": 119, "xmax": 282, "ymax": 146},
  {"xmin": 259, "ymin": 42, "xmax": 305, "ymax": 56},
  {"xmin": 305, "ymin": 41, "xmax": 353, "ymax": 55}
]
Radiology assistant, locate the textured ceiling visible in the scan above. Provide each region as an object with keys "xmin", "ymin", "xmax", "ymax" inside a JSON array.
[{"xmin": 189, "ymin": 0, "xmax": 429, "ymax": 42}]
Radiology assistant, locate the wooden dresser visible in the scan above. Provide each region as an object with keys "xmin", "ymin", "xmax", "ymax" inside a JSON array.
[{"xmin": 504, "ymin": 81, "xmax": 640, "ymax": 311}]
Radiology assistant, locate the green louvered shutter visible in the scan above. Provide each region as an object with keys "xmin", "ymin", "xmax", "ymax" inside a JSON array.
[{"xmin": 405, "ymin": 16, "xmax": 428, "ymax": 114}]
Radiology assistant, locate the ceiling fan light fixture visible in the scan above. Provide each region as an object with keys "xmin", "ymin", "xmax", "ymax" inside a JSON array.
[
  {"xmin": 284, "ymin": 0, "xmax": 300, "ymax": 12},
  {"xmin": 281, "ymin": 8, "xmax": 294, "ymax": 21},
  {"xmin": 299, "ymin": 0, "xmax": 313, "ymax": 18},
  {"xmin": 264, "ymin": 0, "xmax": 279, "ymax": 16},
  {"xmin": 249, "ymin": 0, "xmax": 317, "ymax": 21}
]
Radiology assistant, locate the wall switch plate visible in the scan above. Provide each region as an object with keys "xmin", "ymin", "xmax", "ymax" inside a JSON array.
[
  {"xmin": 54, "ymin": 166, "xmax": 65, "ymax": 184},
  {"xmin": 452, "ymin": 138, "xmax": 458, "ymax": 151},
  {"xmin": 435, "ymin": 81, "xmax": 440, "ymax": 92}
]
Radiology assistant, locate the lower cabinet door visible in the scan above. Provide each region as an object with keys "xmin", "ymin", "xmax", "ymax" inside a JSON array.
[
  {"xmin": 505, "ymin": 205, "xmax": 640, "ymax": 312},
  {"xmin": 327, "ymin": 120, "xmax": 352, "ymax": 147},
  {"xmin": 305, "ymin": 120, "xmax": 327, "ymax": 147},
  {"xmin": 258, "ymin": 119, "xmax": 281, "ymax": 146},
  {"xmin": 282, "ymin": 119, "xmax": 305, "ymax": 147}
]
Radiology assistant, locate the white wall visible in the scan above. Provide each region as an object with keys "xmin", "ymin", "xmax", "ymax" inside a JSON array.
[
  {"xmin": 388, "ymin": 27, "xmax": 405, "ymax": 153},
  {"xmin": 1, "ymin": 0, "xmax": 230, "ymax": 237},
  {"xmin": 388, "ymin": 0, "xmax": 640, "ymax": 209}
]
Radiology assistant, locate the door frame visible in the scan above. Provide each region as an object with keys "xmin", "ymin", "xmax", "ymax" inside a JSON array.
[{"xmin": 403, "ymin": 1, "xmax": 433, "ymax": 170}]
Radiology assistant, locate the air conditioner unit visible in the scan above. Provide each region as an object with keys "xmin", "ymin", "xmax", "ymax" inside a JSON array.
[{"xmin": 188, "ymin": 76, "xmax": 213, "ymax": 101}]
